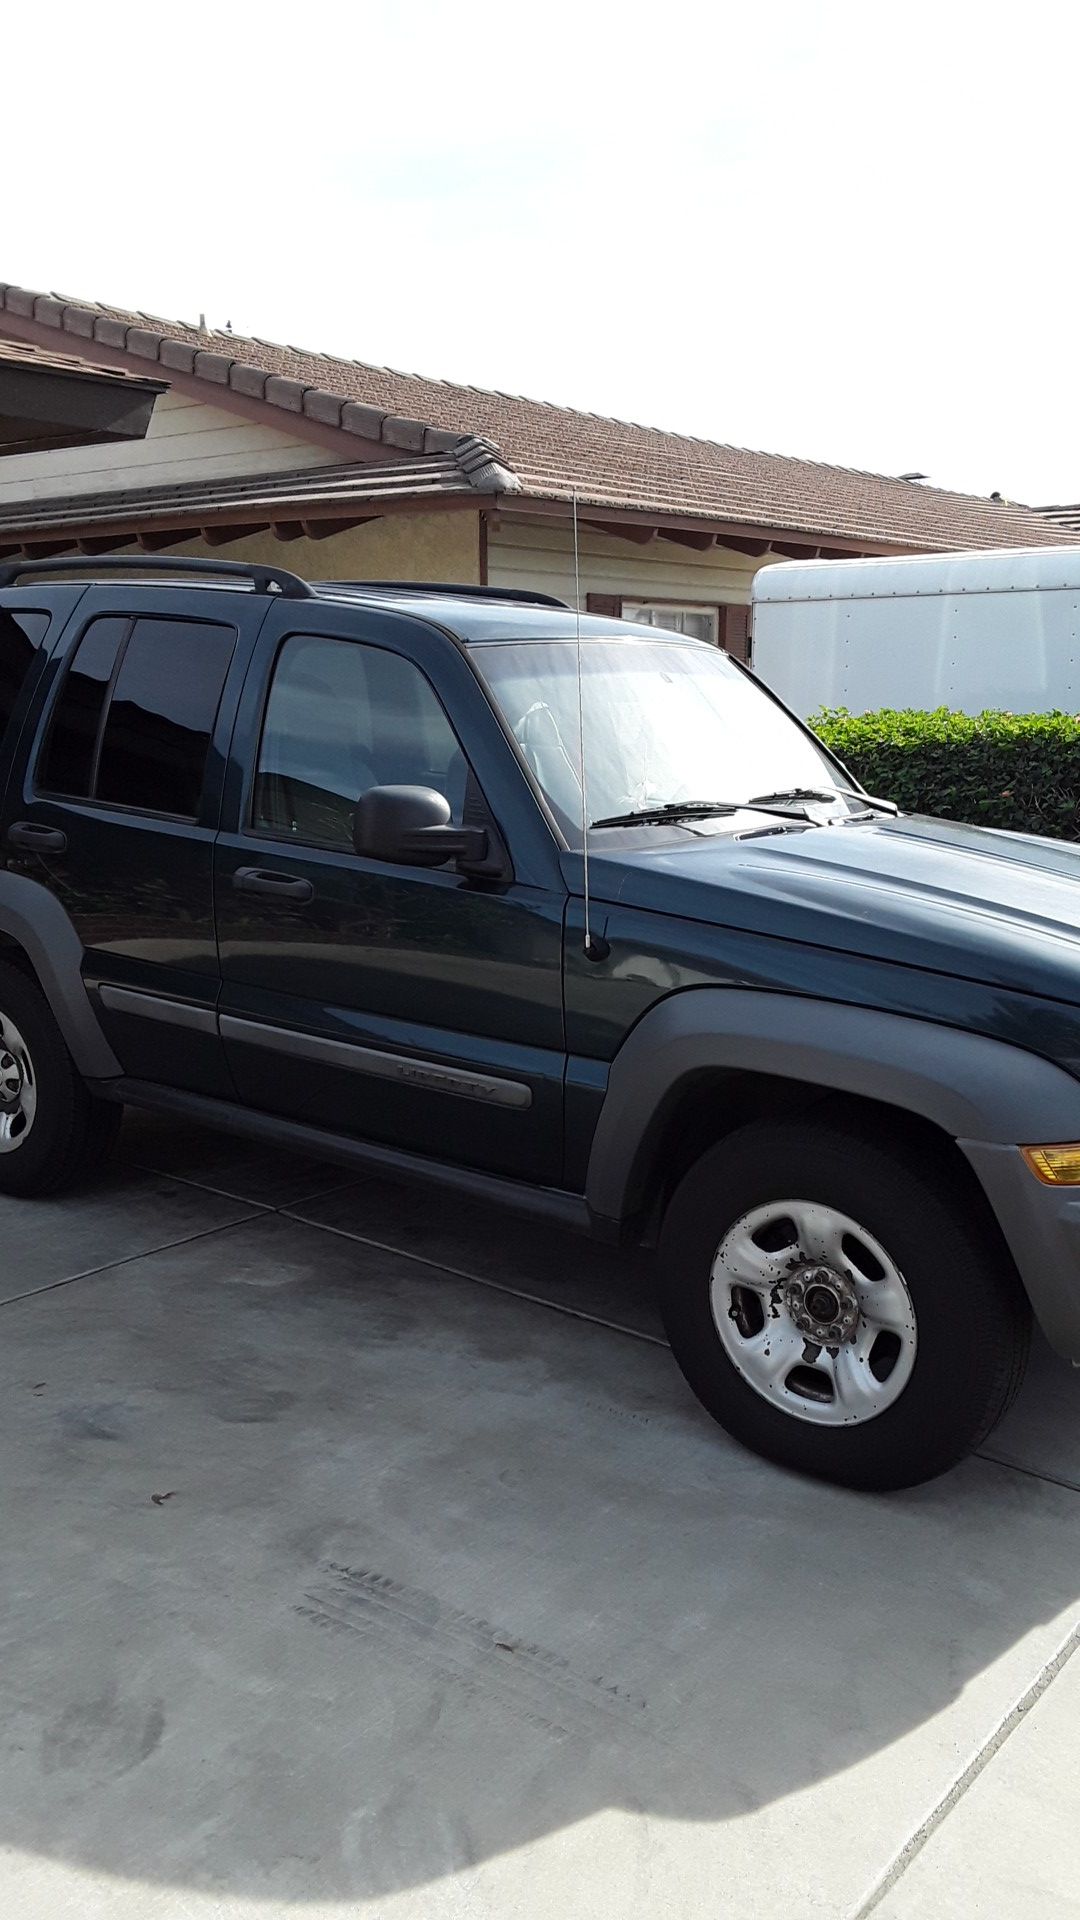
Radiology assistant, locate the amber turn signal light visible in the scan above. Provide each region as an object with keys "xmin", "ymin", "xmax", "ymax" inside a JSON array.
[{"xmin": 1021, "ymin": 1144, "xmax": 1080, "ymax": 1185}]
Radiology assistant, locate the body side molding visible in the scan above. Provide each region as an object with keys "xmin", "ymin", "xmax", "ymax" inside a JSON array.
[
  {"xmin": 220, "ymin": 1015, "xmax": 533, "ymax": 1109},
  {"xmin": 96, "ymin": 983, "xmax": 217, "ymax": 1034}
]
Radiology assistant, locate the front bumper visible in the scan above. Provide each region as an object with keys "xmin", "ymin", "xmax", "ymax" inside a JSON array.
[{"xmin": 962, "ymin": 1139, "xmax": 1080, "ymax": 1359}]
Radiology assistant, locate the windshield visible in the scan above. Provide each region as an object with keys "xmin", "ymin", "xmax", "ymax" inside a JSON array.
[{"xmin": 473, "ymin": 636, "xmax": 852, "ymax": 844}]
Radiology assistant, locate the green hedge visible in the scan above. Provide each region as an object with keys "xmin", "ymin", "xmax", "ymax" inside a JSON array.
[{"xmin": 811, "ymin": 708, "xmax": 1080, "ymax": 841}]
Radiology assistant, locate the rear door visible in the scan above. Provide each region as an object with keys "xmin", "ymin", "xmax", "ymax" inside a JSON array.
[
  {"xmin": 213, "ymin": 600, "xmax": 568, "ymax": 1182},
  {"xmin": 7, "ymin": 586, "xmax": 267, "ymax": 1095},
  {"xmin": 0, "ymin": 588, "xmax": 86, "ymax": 783}
]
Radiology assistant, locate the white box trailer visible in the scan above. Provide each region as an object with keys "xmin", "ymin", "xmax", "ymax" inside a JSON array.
[{"xmin": 750, "ymin": 544, "xmax": 1080, "ymax": 719}]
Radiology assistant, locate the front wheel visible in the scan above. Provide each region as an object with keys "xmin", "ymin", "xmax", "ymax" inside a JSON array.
[{"xmin": 658, "ymin": 1121, "xmax": 1030, "ymax": 1491}]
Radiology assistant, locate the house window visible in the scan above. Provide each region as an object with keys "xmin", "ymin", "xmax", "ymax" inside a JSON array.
[{"xmin": 622, "ymin": 602, "xmax": 719, "ymax": 646}]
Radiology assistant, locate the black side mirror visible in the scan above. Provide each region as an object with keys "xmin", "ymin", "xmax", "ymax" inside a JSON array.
[{"xmin": 353, "ymin": 785, "xmax": 492, "ymax": 871}]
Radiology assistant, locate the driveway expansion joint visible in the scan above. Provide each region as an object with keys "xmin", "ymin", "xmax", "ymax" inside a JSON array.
[
  {"xmin": 278, "ymin": 1205, "xmax": 671, "ymax": 1346},
  {"xmin": 0, "ymin": 1210, "xmax": 267, "ymax": 1310},
  {"xmin": 849, "ymin": 1613, "xmax": 1080, "ymax": 1919}
]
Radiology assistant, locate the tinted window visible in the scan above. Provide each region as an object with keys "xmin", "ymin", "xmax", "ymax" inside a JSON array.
[
  {"xmin": 0, "ymin": 608, "xmax": 50, "ymax": 749},
  {"xmin": 39, "ymin": 616, "xmax": 127, "ymax": 799},
  {"xmin": 40, "ymin": 615, "xmax": 235, "ymax": 816},
  {"xmin": 96, "ymin": 619, "xmax": 235, "ymax": 816},
  {"xmin": 254, "ymin": 634, "xmax": 468, "ymax": 850}
]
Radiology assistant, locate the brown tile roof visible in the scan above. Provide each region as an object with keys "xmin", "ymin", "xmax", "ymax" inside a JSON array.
[
  {"xmin": 0, "ymin": 335, "xmax": 164, "ymax": 390},
  {"xmin": 0, "ymin": 283, "xmax": 1070, "ymax": 553},
  {"xmin": 1035, "ymin": 504, "xmax": 1080, "ymax": 535}
]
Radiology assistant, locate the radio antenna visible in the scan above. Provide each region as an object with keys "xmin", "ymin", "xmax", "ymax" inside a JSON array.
[{"xmin": 572, "ymin": 492, "xmax": 606, "ymax": 962}]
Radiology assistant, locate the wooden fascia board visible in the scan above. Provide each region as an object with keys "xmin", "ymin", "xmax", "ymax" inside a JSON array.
[
  {"xmin": 493, "ymin": 495, "xmax": 922, "ymax": 557},
  {"xmin": 0, "ymin": 490, "xmax": 490, "ymax": 551},
  {"xmin": 0, "ymin": 309, "xmax": 406, "ymax": 465}
]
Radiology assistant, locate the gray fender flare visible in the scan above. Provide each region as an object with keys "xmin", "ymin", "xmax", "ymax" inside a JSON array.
[
  {"xmin": 0, "ymin": 873, "xmax": 121, "ymax": 1078},
  {"xmin": 585, "ymin": 986, "xmax": 1080, "ymax": 1219},
  {"xmin": 584, "ymin": 990, "xmax": 1080, "ymax": 1351},
  {"xmin": 587, "ymin": 988, "xmax": 1080, "ymax": 1356}
]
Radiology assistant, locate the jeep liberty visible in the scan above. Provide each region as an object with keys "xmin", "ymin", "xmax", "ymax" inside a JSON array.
[{"xmin": 1, "ymin": 557, "xmax": 1078, "ymax": 1490}]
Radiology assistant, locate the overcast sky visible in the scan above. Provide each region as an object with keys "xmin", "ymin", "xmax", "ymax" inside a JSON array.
[{"xmin": 8, "ymin": 2, "xmax": 1078, "ymax": 504}]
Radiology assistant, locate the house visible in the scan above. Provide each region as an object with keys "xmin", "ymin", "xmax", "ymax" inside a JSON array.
[{"xmin": 0, "ymin": 281, "xmax": 1070, "ymax": 661}]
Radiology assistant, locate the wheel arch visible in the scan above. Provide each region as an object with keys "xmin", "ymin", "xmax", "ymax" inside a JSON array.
[
  {"xmin": 0, "ymin": 874, "xmax": 121, "ymax": 1078},
  {"xmin": 617, "ymin": 1067, "xmax": 996, "ymax": 1247},
  {"xmin": 586, "ymin": 988, "xmax": 1080, "ymax": 1231}
]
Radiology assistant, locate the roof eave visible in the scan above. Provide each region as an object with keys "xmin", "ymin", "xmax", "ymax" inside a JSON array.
[
  {"xmin": 0, "ymin": 293, "xmax": 520, "ymax": 485},
  {"xmin": 0, "ymin": 489, "xmax": 496, "ymax": 561},
  {"xmin": 488, "ymin": 491, "xmax": 1054, "ymax": 557}
]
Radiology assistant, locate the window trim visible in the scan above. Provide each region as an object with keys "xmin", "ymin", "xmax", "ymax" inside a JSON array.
[
  {"xmin": 30, "ymin": 792, "xmax": 205, "ymax": 829},
  {"xmin": 35, "ymin": 613, "xmax": 133, "ymax": 809},
  {"xmin": 87, "ymin": 614, "xmax": 136, "ymax": 799},
  {"xmin": 33, "ymin": 610, "xmax": 237, "ymax": 823}
]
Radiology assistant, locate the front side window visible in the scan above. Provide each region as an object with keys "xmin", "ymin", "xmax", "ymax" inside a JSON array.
[
  {"xmin": 39, "ymin": 615, "xmax": 235, "ymax": 817},
  {"xmin": 254, "ymin": 634, "xmax": 468, "ymax": 850},
  {"xmin": 474, "ymin": 636, "xmax": 852, "ymax": 843},
  {"xmin": 0, "ymin": 608, "xmax": 50, "ymax": 751}
]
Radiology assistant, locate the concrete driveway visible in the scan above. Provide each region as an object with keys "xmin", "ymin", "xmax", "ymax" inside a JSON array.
[{"xmin": 2, "ymin": 1110, "xmax": 1079, "ymax": 1920}]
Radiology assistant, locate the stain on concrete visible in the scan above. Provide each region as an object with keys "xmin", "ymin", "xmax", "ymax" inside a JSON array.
[
  {"xmin": 213, "ymin": 1386, "xmax": 297, "ymax": 1424},
  {"xmin": 57, "ymin": 1403, "xmax": 130, "ymax": 1442},
  {"xmin": 40, "ymin": 1689, "xmax": 165, "ymax": 1780}
]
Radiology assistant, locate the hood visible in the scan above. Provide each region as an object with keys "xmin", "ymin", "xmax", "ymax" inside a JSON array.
[{"xmin": 584, "ymin": 813, "xmax": 1080, "ymax": 1007}]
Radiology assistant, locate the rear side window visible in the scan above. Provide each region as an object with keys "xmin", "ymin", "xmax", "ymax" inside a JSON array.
[
  {"xmin": 39, "ymin": 615, "xmax": 235, "ymax": 818},
  {"xmin": 38, "ymin": 616, "xmax": 128, "ymax": 799},
  {"xmin": 96, "ymin": 620, "xmax": 235, "ymax": 816},
  {"xmin": 0, "ymin": 608, "xmax": 50, "ymax": 750}
]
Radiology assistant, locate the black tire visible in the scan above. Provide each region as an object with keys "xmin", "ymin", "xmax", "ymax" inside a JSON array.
[
  {"xmin": 658, "ymin": 1121, "xmax": 1031, "ymax": 1491},
  {"xmin": 0, "ymin": 960, "xmax": 121, "ymax": 1197}
]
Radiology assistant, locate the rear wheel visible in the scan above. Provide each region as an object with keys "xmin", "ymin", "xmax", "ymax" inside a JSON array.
[
  {"xmin": 658, "ymin": 1121, "xmax": 1030, "ymax": 1490},
  {"xmin": 0, "ymin": 961, "xmax": 120, "ymax": 1197}
]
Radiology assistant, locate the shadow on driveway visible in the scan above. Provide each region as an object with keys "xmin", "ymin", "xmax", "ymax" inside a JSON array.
[{"xmin": 1, "ymin": 1124, "xmax": 1079, "ymax": 1910}]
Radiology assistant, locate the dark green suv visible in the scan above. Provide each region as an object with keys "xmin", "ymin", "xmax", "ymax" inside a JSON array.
[{"xmin": 2, "ymin": 556, "xmax": 1079, "ymax": 1491}]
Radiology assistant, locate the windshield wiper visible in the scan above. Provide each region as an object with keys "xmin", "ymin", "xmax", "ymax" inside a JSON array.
[
  {"xmin": 749, "ymin": 785, "xmax": 899, "ymax": 817},
  {"xmin": 591, "ymin": 798, "xmax": 820, "ymax": 828},
  {"xmin": 591, "ymin": 785, "xmax": 897, "ymax": 831}
]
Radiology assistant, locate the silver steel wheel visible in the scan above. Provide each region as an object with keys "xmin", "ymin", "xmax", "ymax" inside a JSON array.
[
  {"xmin": 0, "ymin": 1011, "xmax": 37, "ymax": 1154},
  {"xmin": 710, "ymin": 1199, "xmax": 918, "ymax": 1427}
]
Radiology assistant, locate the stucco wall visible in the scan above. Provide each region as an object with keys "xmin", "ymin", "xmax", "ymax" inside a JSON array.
[{"xmin": 171, "ymin": 510, "xmax": 482, "ymax": 583}]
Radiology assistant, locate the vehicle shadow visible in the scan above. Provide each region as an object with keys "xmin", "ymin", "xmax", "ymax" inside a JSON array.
[{"xmin": 2, "ymin": 1140, "xmax": 1079, "ymax": 1908}]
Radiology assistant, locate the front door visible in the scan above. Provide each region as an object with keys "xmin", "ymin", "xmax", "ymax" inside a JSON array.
[
  {"xmin": 213, "ymin": 602, "xmax": 567, "ymax": 1183},
  {"xmin": 10, "ymin": 586, "xmax": 264, "ymax": 1095}
]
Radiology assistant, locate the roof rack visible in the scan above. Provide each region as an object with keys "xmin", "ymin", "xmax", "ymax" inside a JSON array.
[
  {"xmin": 315, "ymin": 580, "xmax": 569, "ymax": 610},
  {"xmin": 0, "ymin": 555, "xmax": 314, "ymax": 598}
]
